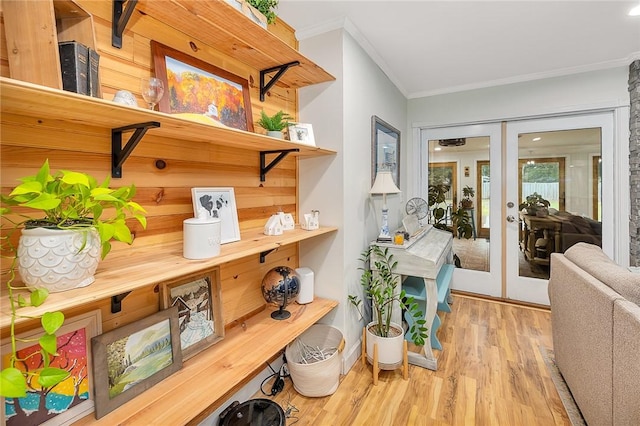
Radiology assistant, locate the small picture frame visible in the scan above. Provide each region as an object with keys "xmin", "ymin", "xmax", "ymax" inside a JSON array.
[
  {"xmin": 91, "ymin": 307, "xmax": 182, "ymax": 419},
  {"xmin": 1, "ymin": 310, "xmax": 102, "ymax": 426},
  {"xmin": 371, "ymin": 115, "xmax": 401, "ymax": 187},
  {"xmin": 159, "ymin": 269, "xmax": 224, "ymax": 360},
  {"xmin": 288, "ymin": 123, "xmax": 316, "ymax": 146},
  {"xmin": 191, "ymin": 187, "xmax": 241, "ymax": 244}
]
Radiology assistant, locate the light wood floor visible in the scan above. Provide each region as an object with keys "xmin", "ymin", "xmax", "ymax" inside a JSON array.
[{"xmin": 262, "ymin": 294, "xmax": 570, "ymax": 426}]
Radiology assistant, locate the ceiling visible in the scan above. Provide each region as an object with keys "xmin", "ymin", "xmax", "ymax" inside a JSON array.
[{"xmin": 277, "ymin": 1, "xmax": 640, "ymax": 98}]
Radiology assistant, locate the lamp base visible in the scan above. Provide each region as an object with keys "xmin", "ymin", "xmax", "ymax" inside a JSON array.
[{"xmin": 376, "ymin": 235, "xmax": 392, "ymax": 243}]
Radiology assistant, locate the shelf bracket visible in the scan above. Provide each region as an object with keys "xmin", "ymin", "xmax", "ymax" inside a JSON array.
[
  {"xmin": 260, "ymin": 248, "xmax": 277, "ymax": 263},
  {"xmin": 112, "ymin": 0, "xmax": 138, "ymax": 48},
  {"xmin": 260, "ymin": 149, "xmax": 299, "ymax": 182},
  {"xmin": 112, "ymin": 121, "xmax": 160, "ymax": 178},
  {"xmin": 259, "ymin": 61, "xmax": 300, "ymax": 101},
  {"xmin": 111, "ymin": 291, "xmax": 132, "ymax": 313}
]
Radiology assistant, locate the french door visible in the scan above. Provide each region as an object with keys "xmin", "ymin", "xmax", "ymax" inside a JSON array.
[{"xmin": 421, "ymin": 112, "xmax": 614, "ymax": 304}]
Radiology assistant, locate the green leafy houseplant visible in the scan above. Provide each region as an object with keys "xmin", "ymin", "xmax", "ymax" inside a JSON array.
[
  {"xmin": 256, "ymin": 109, "xmax": 293, "ymax": 132},
  {"xmin": 247, "ymin": 0, "xmax": 279, "ymax": 24},
  {"xmin": 348, "ymin": 246, "xmax": 428, "ymax": 346},
  {"xmin": 427, "ymin": 183, "xmax": 473, "ymax": 239},
  {"xmin": 460, "ymin": 185, "xmax": 475, "ymax": 208},
  {"xmin": 0, "ymin": 159, "xmax": 147, "ymax": 398},
  {"xmin": 519, "ymin": 192, "xmax": 550, "ymax": 215}
]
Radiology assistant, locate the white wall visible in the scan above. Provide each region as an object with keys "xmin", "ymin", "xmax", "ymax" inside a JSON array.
[{"xmin": 299, "ymin": 29, "xmax": 407, "ymax": 373}]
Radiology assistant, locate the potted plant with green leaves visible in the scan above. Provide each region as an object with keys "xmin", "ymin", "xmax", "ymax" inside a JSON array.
[
  {"xmin": 0, "ymin": 159, "xmax": 147, "ymax": 400},
  {"xmin": 348, "ymin": 246, "xmax": 428, "ymax": 370},
  {"xmin": 460, "ymin": 185, "xmax": 475, "ymax": 209},
  {"xmin": 247, "ymin": 0, "xmax": 279, "ymax": 25},
  {"xmin": 256, "ymin": 109, "xmax": 293, "ymax": 139},
  {"xmin": 519, "ymin": 192, "xmax": 550, "ymax": 216}
]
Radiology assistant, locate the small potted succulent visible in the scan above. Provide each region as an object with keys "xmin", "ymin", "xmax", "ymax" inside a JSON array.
[{"xmin": 256, "ymin": 109, "xmax": 293, "ymax": 139}]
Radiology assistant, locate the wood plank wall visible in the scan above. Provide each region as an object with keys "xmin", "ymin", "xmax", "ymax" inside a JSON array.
[{"xmin": 0, "ymin": 1, "xmax": 302, "ymax": 336}]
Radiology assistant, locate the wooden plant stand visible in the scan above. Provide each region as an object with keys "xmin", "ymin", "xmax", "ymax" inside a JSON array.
[{"xmin": 361, "ymin": 327, "xmax": 409, "ymax": 385}]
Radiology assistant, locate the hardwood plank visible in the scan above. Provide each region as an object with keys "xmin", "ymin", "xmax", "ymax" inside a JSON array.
[
  {"xmin": 72, "ymin": 297, "xmax": 337, "ymax": 425},
  {"xmin": 0, "ymin": 226, "xmax": 337, "ymax": 329},
  {"xmin": 260, "ymin": 295, "xmax": 571, "ymax": 426}
]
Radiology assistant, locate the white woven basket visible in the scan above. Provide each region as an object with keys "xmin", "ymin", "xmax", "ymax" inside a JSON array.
[{"xmin": 285, "ymin": 324, "xmax": 345, "ymax": 397}]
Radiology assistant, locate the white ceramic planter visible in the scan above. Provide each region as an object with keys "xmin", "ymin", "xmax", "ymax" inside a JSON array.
[
  {"xmin": 18, "ymin": 227, "xmax": 101, "ymax": 292},
  {"xmin": 266, "ymin": 130, "xmax": 283, "ymax": 139},
  {"xmin": 365, "ymin": 321, "xmax": 405, "ymax": 370}
]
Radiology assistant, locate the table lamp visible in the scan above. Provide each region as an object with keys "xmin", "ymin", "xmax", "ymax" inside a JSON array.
[{"xmin": 370, "ymin": 171, "xmax": 401, "ymax": 242}]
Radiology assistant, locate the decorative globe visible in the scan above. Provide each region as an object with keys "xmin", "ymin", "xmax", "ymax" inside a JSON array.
[{"xmin": 261, "ymin": 266, "xmax": 300, "ymax": 320}]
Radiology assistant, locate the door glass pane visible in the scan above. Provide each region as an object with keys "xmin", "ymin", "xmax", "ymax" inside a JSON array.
[
  {"xmin": 427, "ymin": 137, "xmax": 489, "ymax": 272},
  {"xmin": 517, "ymin": 128, "xmax": 602, "ymax": 279}
]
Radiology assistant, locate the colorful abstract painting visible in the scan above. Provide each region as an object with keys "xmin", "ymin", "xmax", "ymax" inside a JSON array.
[{"xmin": 1, "ymin": 311, "xmax": 101, "ymax": 425}]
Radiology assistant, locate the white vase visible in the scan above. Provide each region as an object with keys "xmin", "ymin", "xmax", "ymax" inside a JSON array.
[
  {"xmin": 365, "ymin": 321, "xmax": 405, "ymax": 370},
  {"xmin": 17, "ymin": 227, "xmax": 101, "ymax": 292}
]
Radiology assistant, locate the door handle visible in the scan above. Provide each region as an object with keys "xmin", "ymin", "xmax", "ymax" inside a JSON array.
[{"xmin": 506, "ymin": 215, "xmax": 516, "ymax": 223}]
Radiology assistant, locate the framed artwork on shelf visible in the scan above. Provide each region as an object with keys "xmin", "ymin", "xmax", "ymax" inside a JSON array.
[
  {"xmin": 191, "ymin": 187, "xmax": 241, "ymax": 244},
  {"xmin": 287, "ymin": 123, "xmax": 316, "ymax": 146},
  {"xmin": 1, "ymin": 310, "xmax": 102, "ymax": 426},
  {"xmin": 159, "ymin": 269, "xmax": 224, "ymax": 360},
  {"xmin": 151, "ymin": 41, "xmax": 254, "ymax": 131},
  {"xmin": 91, "ymin": 307, "xmax": 182, "ymax": 419},
  {"xmin": 371, "ymin": 115, "xmax": 401, "ymax": 187}
]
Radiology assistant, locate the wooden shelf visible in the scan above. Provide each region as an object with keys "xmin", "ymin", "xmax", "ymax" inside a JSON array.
[
  {"xmin": 136, "ymin": 0, "xmax": 335, "ymax": 91},
  {"xmin": 74, "ymin": 297, "xmax": 338, "ymax": 425},
  {"xmin": 0, "ymin": 226, "xmax": 337, "ymax": 329},
  {"xmin": 0, "ymin": 77, "xmax": 336, "ymax": 158}
]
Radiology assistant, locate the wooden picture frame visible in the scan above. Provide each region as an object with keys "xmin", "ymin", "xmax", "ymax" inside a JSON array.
[
  {"xmin": 91, "ymin": 307, "xmax": 182, "ymax": 419},
  {"xmin": 371, "ymin": 115, "xmax": 401, "ymax": 187},
  {"xmin": 1, "ymin": 310, "xmax": 102, "ymax": 426},
  {"xmin": 288, "ymin": 123, "xmax": 316, "ymax": 146},
  {"xmin": 159, "ymin": 269, "xmax": 224, "ymax": 360},
  {"xmin": 191, "ymin": 187, "xmax": 241, "ymax": 244},
  {"xmin": 151, "ymin": 41, "xmax": 254, "ymax": 132}
]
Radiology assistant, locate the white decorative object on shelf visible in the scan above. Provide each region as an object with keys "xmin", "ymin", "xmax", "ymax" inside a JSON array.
[
  {"xmin": 18, "ymin": 227, "xmax": 101, "ymax": 292},
  {"xmin": 301, "ymin": 210, "xmax": 319, "ymax": 230},
  {"xmin": 183, "ymin": 208, "xmax": 221, "ymax": 259},
  {"xmin": 295, "ymin": 267, "xmax": 314, "ymax": 304},
  {"xmin": 264, "ymin": 215, "xmax": 283, "ymax": 236},
  {"xmin": 278, "ymin": 212, "xmax": 295, "ymax": 230}
]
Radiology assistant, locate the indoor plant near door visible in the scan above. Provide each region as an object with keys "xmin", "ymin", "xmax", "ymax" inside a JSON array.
[
  {"xmin": 460, "ymin": 185, "xmax": 475, "ymax": 209},
  {"xmin": 256, "ymin": 109, "xmax": 293, "ymax": 139},
  {"xmin": 0, "ymin": 159, "xmax": 147, "ymax": 399},
  {"xmin": 349, "ymin": 246, "xmax": 428, "ymax": 369},
  {"xmin": 519, "ymin": 192, "xmax": 550, "ymax": 216}
]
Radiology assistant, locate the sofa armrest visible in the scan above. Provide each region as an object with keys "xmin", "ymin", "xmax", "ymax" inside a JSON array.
[
  {"xmin": 613, "ymin": 299, "xmax": 640, "ymax": 426},
  {"xmin": 549, "ymin": 253, "xmax": 621, "ymax": 426}
]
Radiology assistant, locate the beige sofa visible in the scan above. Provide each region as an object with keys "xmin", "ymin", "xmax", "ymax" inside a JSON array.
[{"xmin": 549, "ymin": 243, "xmax": 640, "ymax": 426}]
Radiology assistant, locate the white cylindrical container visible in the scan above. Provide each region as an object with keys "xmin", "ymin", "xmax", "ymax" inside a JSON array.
[
  {"xmin": 183, "ymin": 216, "xmax": 221, "ymax": 259},
  {"xmin": 295, "ymin": 267, "xmax": 314, "ymax": 304}
]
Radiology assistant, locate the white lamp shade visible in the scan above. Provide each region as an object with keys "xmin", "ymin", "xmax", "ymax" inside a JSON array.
[{"xmin": 370, "ymin": 171, "xmax": 401, "ymax": 195}]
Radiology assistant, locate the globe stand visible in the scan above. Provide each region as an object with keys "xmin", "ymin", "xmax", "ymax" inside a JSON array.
[{"xmin": 271, "ymin": 305, "xmax": 291, "ymax": 320}]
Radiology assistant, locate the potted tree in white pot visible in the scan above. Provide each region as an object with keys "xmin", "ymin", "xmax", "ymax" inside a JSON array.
[{"xmin": 349, "ymin": 246, "xmax": 428, "ymax": 371}]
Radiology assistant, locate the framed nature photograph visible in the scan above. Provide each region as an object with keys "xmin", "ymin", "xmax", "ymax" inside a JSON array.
[
  {"xmin": 151, "ymin": 41, "xmax": 254, "ymax": 131},
  {"xmin": 288, "ymin": 123, "xmax": 316, "ymax": 146},
  {"xmin": 1, "ymin": 310, "xmax": 102, "ymax": 426},
  {"xmin": 91, "ymin": 307, "xmax": 182, "ymax": 419},
  {"xmin": 371, "ymin": 115, "xmax": 401, "ymax": 187},
  {"xmin": 159, "ymin": 269, "xmax": 224, "ymax": 360},
  {"xmin": 191, "ymin": 187, "xmax": 241, "ymax": 244}
]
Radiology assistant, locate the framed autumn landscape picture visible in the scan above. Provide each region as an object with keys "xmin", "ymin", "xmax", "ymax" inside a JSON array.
[
  {"xmin": 1, "ymin": 310, "xmax": 102, "ymax": 426},
  {"xmin": 151, "ymin": 41, "xmax": 254, "ymax": 131}
]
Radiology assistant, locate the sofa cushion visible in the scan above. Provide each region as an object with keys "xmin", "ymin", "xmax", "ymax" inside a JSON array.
[{"xmin": 564, "ymin": 243, "xmax": 640, "ymax": 306}]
